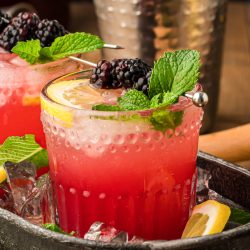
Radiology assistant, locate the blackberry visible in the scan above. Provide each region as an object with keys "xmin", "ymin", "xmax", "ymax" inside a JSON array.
[
  {"xmin": 35, "ymin": 19, "xmax": 68, "ymax": 47},
  {"xmin": 90, "ymin": 60, "xmax": 121, "ymax": 89},
  {"xmin": 0, "ymin": 11, "xmax": 10, "ymax": 33},
  {"xmin": 0, "ymin": 12, "xmax": 39, "ymax": 51},
  {"xmin": 112, "ymin": 58, "xmax": 151, "ymax": 94},
  {"xmin": 90, "ymin": 58, "xmax": 152, "ymax": 94}
]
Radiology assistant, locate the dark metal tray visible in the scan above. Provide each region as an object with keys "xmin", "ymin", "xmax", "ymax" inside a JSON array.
[{"xmin": 0, "ymin": 152, "xmax": 249, "ymax": 250}]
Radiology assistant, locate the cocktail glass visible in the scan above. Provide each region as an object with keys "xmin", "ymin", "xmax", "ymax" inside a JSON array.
[
  {"xmin": 41, "ymin": 70, "xmax": 204, "ymax": 240},
  {"xmin": 0, "ymin": 52, "xmax": 80, "ymax": 147}
]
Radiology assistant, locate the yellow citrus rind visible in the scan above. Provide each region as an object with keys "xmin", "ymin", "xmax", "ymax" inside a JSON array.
[
  {"xmin": 0, "ymin": 166, "xmax": 7, "ymax": 184},
  {"xmin": 22, "ymin": 96, "xmax": 40, "ymax": 106},
  {"xmin": 181, "ymin": 200, "xmax": 231, "ymax": 239}
]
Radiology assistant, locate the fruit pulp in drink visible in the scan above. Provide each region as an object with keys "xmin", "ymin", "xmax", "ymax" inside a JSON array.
[{"xmin": 41, "ymin": 75, "xmax": 203, "ymax": 240}]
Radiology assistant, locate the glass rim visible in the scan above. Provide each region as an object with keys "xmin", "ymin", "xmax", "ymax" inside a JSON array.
[
  {"xmin": 0, "ymin": 52, "xmax": 73, "ymax": 69},
  {"xmin": 41, "ymin": 69, "xmax": 200, "ymax": 116}
]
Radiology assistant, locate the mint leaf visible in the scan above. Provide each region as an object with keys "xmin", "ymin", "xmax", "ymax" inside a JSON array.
[
  {"xmin": 148, "ymin": 50, "xmax": 200, "ymax": 99},
  {"xmin": 11, "ymin": 40, "xmax": 41, "ymax": 64},
  {"xmin": 42, "ymin": 223, "xmax": 75, "ymax": 236},
  {"xmin": 92, "ymin": 104, "xmax": 121, "ymax": 111},
  {"xmin": 150, "ymin": 92, "xmax": 178, "ymax": 108},
  {"xmin": 150, "ymin": 110, "xmax": 183, "ymax": 133},
  {"xmin": 40, "ymin": 32, "xmax": 104, "ymax": 61},
  {"xmin": 118, "ymin": 89, "xmax": 150, "ymax": 110},
  {"xmin": 0, "ymin": 135, "xmax": 48, "ymax": 170},
  {"xmin": 12, "ymin": 32, "xmax": 105, "ymax": 64},
  {"xmin": 229, "ymin": 208, "xmax": 250, "ymax": 225},
  {"xmin": 162, "ymin": 92, "xmax": 179, "ymax": 105},
  {"xmin": 150, "ymin": 94, "xmax": 162, "ymax": 108}
]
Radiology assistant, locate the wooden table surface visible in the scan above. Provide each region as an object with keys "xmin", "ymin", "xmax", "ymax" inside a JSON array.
[
  {"xmin": 68, "ymin": 1, "xmax": 250, "ymax": 169},
  {"xmin": 207, "ymin": 1, "xmax": 250, "ymax": 169}
]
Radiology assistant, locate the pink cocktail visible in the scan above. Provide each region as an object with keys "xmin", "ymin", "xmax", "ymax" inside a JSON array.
[
  {"xmin": 41, "ymin": 71, "xmax": 203, "ymax": 240},
  {"xmin": 0, "ymin": 51, "xmax": 79, "ymax": 147}
]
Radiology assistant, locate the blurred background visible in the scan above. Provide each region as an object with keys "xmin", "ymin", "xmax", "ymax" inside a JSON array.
[
  {"xmin": 0, "ymin": 0, "xmax": 249, "ymax": 163},
  {"xmin": 0, "ymin": 0, "xmax": 250, "ymax": 132}
]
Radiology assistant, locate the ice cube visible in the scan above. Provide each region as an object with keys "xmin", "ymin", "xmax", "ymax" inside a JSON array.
[
  {"xmin": 129, "ymin": 236, "xmax": 144, "ymax": 243},
  {"xmin": 84, "ymin": 222, "xmax": 119, "ymax": 242},
  {"xmin": 4, "ymin": 161, "xmax": 55, "ymax": 225},
  {"xmin": 196, "ymin": 168, "xmax": 211, "ymax": 204},
  {"xmin": 101, "ymin": 89, "xmax": 125, "ymax": 105},
  {"xmin": 20, "ymin": 174, "xmax": 55, "ymax": 225},
  {"xmin": 0, "ymin": 183, "xmax": 14, "ymax": 212},
  {"xmin": 4, "ymin": 161, "xmax": 36, "ymax": 215},
  {"xmin": 111, "ymin": 231, "xmax": 129, "ymax": 243},
  {"xmin": 84, "ymin": 222, "xmax": 143, "ymax": 243}
]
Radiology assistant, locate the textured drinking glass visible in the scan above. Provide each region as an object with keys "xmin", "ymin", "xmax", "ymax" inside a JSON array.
[
  {"xmin": 41, "ymin": 71, "xmax": 203, "ymax": 240},
  {"xmin": 0, "ymin": 53, "xmax": 80, "ymax": 147}
]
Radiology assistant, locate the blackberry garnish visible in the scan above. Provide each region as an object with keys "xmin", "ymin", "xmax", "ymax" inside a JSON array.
[
  {"xmin": 90, "ymin": 59, "xmax": 122, "ymax": 89},
  {"xmin": 0, "ymin": 11, "xmax": 10, "ymax": 33},
  {"xmin": 90, "ymin": 58, "xmax": 152, "ymax": 94},
  {"xmin": 0, "ymin": 12, "xmax": 39, "ymax": 51},
  {"xmin": 35, "ymin": 19, "xmax": 68, "ymax": 47},
  {"xmin": 113, "ymin": 58, "xmax": 151, "ymax": 94}
]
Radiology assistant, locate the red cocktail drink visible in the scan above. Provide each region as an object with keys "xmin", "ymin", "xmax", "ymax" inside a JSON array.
[
  {"xmin": 0, "ymin": 52, "xmax": 79, "ymax": 147},
  {"xmin": 41, "ymin": 71, "xmax": 203, "ymax": 240}
]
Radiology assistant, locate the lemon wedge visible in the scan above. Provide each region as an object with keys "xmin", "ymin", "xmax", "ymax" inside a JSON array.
[{"xmin": 181, "ymin": 200, "xmax": 231, "ymax": 239}]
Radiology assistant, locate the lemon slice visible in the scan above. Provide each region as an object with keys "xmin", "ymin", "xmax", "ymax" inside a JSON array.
[
  {"xmin": 46, "ymin": 79, "xmax": 105, "ymax": 109},
  {"xmin": 181, "ymin": 200, "xmax": 231, "ymax": 239},
  {"xmin": 42, "ymin": 79, "xmax": 123, "ymax": 127},
  {"xmin": 22, "ymin": 96, "xmax": 40, "ymax": 106},
  {"xmin": 0, "ymin": 166, "xmax": 7, "ymax": 184}
]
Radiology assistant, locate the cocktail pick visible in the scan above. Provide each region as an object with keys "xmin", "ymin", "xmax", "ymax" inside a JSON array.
[
  {"xmin": 103, "ymin": 44, "xmax": 124, "ymax": 49},
  {"xmin": 184, "ymin": 92, "xmax": 208, "ymax": 107},
  {"xmin": 69, "ymin": 57, "xmax": 208, "ymax": 107},
  {"xmin": 68, "ymin": 56, "xmax": 97, "ymax": 67}
]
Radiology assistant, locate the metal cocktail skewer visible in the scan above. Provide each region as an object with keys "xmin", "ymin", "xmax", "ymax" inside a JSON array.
[
  {"xmin": 68, "ymin": 56, "xmax": 98, "ymax": 67},
  {"xmin": 69, "ymin": 56, "xmax": 208, "ymax": 107},
  {"xmin": 103, "ymin": 44, "xmax": 124, "ymax": 49}
]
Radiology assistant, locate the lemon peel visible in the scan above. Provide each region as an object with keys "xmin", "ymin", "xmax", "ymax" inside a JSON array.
[{"xmin": 182, "ymin": 200, "xmax": 231, "ymax": 239}]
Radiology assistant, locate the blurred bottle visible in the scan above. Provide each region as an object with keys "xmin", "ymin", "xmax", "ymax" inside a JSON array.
[{"xmin": 94, "ymin": 0, "xmax": 228, "ymax": 133}]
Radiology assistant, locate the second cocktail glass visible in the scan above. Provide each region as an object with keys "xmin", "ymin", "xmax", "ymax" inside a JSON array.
[{"xmin": 0, "ymin": 53, "xmax": 80, "ymax": 147}]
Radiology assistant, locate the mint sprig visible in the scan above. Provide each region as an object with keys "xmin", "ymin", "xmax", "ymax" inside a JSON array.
[
  {"xmin": 11, "ymin": 32, "xmax": 104, "ymax": 64},
  {"xmin": 148, "ymin": 50, "xmax": 200, "ymax": 100},
  {"xmin": 0, "ymin": 135, "xmax": 48, "ymax": 172},
  {"xmin": 42, "ymin": 223, "xmax": 75, "ymax": 236},
  {"xmin": 229, "ymin": 208, "xmax": 250, "ymax": 225},
  {"xmin": 92, "ymin": 50, "xmax": 200, "ymax": 132}
]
